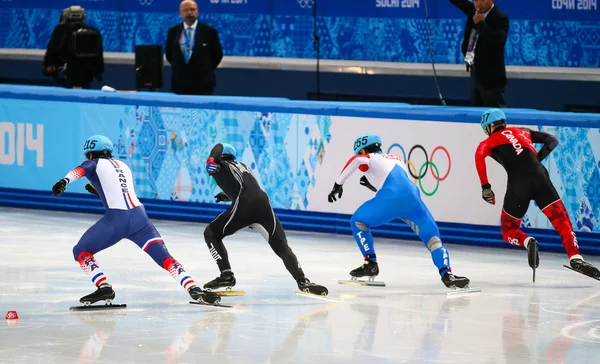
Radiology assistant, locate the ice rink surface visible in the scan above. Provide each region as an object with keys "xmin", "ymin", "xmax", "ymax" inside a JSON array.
[{"xmin": 1, "ymin": 208, "xmax": 600, "ymax": 364}]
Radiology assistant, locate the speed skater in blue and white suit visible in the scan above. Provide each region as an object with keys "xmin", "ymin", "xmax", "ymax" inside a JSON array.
[
  {"xmin": 51, "ymin": 134, "xmax": 220, "ymax": 306},
  {"xmin": 327, "ymin": 133, "xmax": 471, "ymax": 289}
]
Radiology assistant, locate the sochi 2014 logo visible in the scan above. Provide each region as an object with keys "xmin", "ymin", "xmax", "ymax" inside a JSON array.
[
  {"xmin": 139, "ymin": 0, "xmax": 153, "ymax": 6},
  {"xmin": 387, "ymin": 143, "xmax": 451, "ymax": 197},
  {"xmin": 297, "ymin": 0, "xmax": 314, "ymax": 8}
]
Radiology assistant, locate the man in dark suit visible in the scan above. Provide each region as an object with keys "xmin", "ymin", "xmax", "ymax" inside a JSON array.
[
  {"xmin": 166, "ymin": 0, "xmax": 223, "ymax": 96},
  {"xmin": 449, "ymin": 0, "xmax": 509, "ymax": 107}
]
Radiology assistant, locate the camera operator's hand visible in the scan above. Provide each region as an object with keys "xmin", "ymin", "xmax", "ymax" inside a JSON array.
[{"xmin": 46, "ymin": 66, "xmax": 56, "ymax": 74}]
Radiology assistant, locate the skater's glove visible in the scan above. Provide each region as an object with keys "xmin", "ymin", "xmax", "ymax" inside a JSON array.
[
  {"xmin": 85, "ymin": 183, "xmax": 99, "ymax": 197},
  {"xmin": 359, "ymin": 176, "xmax": 378, "ymax": 192},
  {"xmin": 206, "ymin": 157, "xmax": 220, "ymax": 174},
  {"xmin": 214, "ymin": 192, "xmax": 229, "ymax": 203},
  {"xmin": 52, "ymin": 179, "xmax": 67, "ymax": 197},
  {"xmin": 481, "ymin": 183, "xmax": 495, "ymax": 205},
  {"xmin": 328, "ymin": 183, "xmax": 343, "ymax": 203}
]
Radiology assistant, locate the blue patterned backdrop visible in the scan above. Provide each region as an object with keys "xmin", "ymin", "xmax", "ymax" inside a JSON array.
[
  {"xmin": 518, "ymin": 126, "xmax": 600, "ymax": 232},
  {"xmin": 115, "ymin": 105, "xmax": 331, "ymax": 211},
  {"xmin": 0, "ymin": 7, "xmax": 598, "ymax": 68}
]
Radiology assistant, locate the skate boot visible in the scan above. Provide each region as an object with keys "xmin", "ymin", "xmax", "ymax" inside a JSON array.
[
  {"xmin": 80, "ymin": 284, "xmax": 116, "ymax": 305},
  {"xmin": 203, "ymin": 271, "xmax": 236, "ymax": 291},
  {"xmin": 570, "ymin": 259, "xmax": 600, "ymax": 279},
  {"xmin": 350, "ymin": 260, "xmax": 379, "ymax": 279},
  {"xmin": 188, "ymin": 285, "xmax": 221, "ymax": 305},
  {"xmin": 297, "ymin": 278, "xmax": 329, "ymax": 296},
  {"xmin": 441, "ymin": 272, "xmax": 470, "ymax": 289},
  {"xmin": 526, "ymin": 237, "xmax": 540, "ymax": 269}
]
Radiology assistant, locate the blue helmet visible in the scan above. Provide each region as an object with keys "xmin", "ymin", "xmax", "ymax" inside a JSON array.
[
  {"xmin": 353, "ymin": 133, "xmax": 382, "ymax": 155},
  {"xmin": 221, "ymin": 143, "xmax": 237, "ymax": 160},
  {"xmin": 481, "ymin": 108, "xmax": 506, "ymax": 135},
  {"xmin": 83, "ymin": 135, "xmax": 113, "ymax": 156}
]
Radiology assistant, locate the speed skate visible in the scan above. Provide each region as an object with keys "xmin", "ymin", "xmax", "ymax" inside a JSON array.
[
  {"xmin": 442, "ymin": 273, "xmax": 481, "ymax": 295},
  {"xmin": 338, "ymin": 276, "xmax": 386, "ymax": 287},
  {"xmin": 70, "ymin": 300, "xmax": 127, "ymax": 311},
  {"xmin": 563, "ymin": 264, "xmax": 600, "ymax": 282},
  {"xmin": 71, "ymin": 285, "xmax": 126, "ymax": 311}
]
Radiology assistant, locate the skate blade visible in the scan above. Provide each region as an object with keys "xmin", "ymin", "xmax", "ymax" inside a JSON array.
[
  {"xmin": 338, "ymin": 279, "xmax": 386, "ymax": 287},
  {"xmin": 563, "ymin": 265, "xmax": 600, "ymax": 281},
  {"xmin": 446, "ymin": 287, "xmax": 481, "ymax": 295},
  {"xmin": 213, "ymin": 290, "xmax": 245, "ymax": 296},
  {"xmin": 70, "ymin": 303, "xmax": 127, "ymax": 311},
  {"xmin": 295, "ymin": 291, "xmax": 340, "ymax": 303},
  {"xmin": 189, "ymin": 301, "xmax": 233, "ymax": 309}
]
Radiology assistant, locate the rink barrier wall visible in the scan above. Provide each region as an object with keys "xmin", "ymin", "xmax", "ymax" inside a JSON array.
[
  {"xmin": 0, "ymin": 85, "xmax": 599, "ymax": 255},
  {"xmin": 0, "ymin": 84, "xmax": 599, "ymax": 126},
  {"xmin": 1, "ymin": 187, "xmax": 600, "ymax": 256}
]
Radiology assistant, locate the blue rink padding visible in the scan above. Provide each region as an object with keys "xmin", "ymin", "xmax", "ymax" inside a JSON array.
[
  {"xmin": 1, "ymin": 188, "xmax": 599, "ymax": 256},
  {"xmin": 0, "ymin": 85, "xmax": 599, "ymax": 255},
  {"xmin": 0, "ymin": 84, "xmax": 599, "ymax": 127}
]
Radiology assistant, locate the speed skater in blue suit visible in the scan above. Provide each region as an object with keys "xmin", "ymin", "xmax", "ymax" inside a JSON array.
[{"xmin": 328, "ymin": 133, "xmax": 471, "ymax": 289}]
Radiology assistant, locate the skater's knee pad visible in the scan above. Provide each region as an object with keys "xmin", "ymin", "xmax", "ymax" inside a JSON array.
[
  {"xmin": 427, "ymin": 237, "xmax": 443, "ymax": 252},
  {"xmin": 73, "ymin": 245, "xmax": 92, "ymax": 261},
  {"xmin": 353, "ymin": 221, "xmax": 370, "ymax": 231},
  {"xmin": 75, "ymin": 251, "xmax": 93, "ymax": 264}
]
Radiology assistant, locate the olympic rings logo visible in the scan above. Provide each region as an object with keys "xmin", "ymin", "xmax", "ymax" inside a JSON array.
[
  {"xmin": 139, "ymin": 0, "xmax": 153, "ymax": 6},
  {"xmin": 386, "ymin": 144, "xmax": 451, "ymax": 196}
]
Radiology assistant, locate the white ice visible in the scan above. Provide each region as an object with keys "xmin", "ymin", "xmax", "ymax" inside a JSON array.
[{"xmin": 1, "ymin": 208, "xmax": 600, "ymax": 364}]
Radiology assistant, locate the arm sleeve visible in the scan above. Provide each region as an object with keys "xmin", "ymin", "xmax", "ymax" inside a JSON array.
[
  {"xmin": 63, "ymin": 160, "xmax": 96, "ymax": 184},
  {"xmin": 475, "ymin": 141, "xmax": 492, "ymax": 187},
  {"xmin": 474, "ymin": 14, "xmax": 509, "ymax": 46},
  {"xmin": 529, "ymin": 129, "xmax": 558, "ymax": 162},
  {"xmin": 335, "ymin": 155, "xmax": 370, "ymax": 185},
  {"xmin": 448, "ymin": 0, "xmax": 476, "ymax": 16},
  {"xmin": 210, "ymin": 27, "xmax": 223, "ymax": 69},
  {"xmin": 43, "ymin": 26, "xmax": 65, "ymax": 68}
]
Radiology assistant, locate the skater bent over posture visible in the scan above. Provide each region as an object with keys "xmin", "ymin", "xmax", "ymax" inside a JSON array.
[
  {"xmin": 327, "ymin": 133, "xmax": 470, "ymax": 289},
  {"xmin": 52, "ymin": 135, "xmax": 219, "ymax": 305},
  {"xmin": 476, "ymin": 109, "xmax": 600, "ymax": 278},
  {"xmin": 204, "ymin": 143, "xmax": 328, "ymax": 295}
]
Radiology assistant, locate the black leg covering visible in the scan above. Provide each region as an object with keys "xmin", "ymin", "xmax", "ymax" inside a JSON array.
[
  {"xmin": 268, "ymin": 221, "xmax": 305, "ymax": 282},
  {"xmin": 204, "ymin": 225, "xmax": 231, "ymax": 272}
]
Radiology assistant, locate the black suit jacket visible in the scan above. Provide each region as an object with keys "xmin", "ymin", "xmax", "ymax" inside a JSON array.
[
  {"xmin": 449, "ymin": 0, "xmax": 509, "ymax": 89},
  {"xmin": 165, "ymin": 21, "xmax": 223, "ymax": 95}
]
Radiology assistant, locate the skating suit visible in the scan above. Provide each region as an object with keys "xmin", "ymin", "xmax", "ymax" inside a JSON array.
[
  {"xmin": 475, "ymin": 126, "xmax": 559, "ymax": 217},
  {"xmin": 336, "ymin": 152, "xmax": 451, "ymax": 275},
  {"xmin": 63, "ymin": 157, "xmax": 174, "ymax": 274}
]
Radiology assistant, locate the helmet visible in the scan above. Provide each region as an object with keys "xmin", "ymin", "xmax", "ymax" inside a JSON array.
[
  {"xmin": 481, "ymin": 108, "xmax": 506, "ymax": 135},
  {"xmin": 221, "ymin": 143, "xmax": 237, "ymax": 160},
  {"xmin": 353, "ymin": 133, "xmax": 382, "ymax": 155},
  {"xmin": 83, "ymin": 135, "xmax": 113, "ymax": 156}
]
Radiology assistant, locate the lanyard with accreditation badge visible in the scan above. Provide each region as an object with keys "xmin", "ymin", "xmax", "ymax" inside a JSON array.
[{"xmin": 465, "ymin": 10, "xmax": 480, "ymax": 72}]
